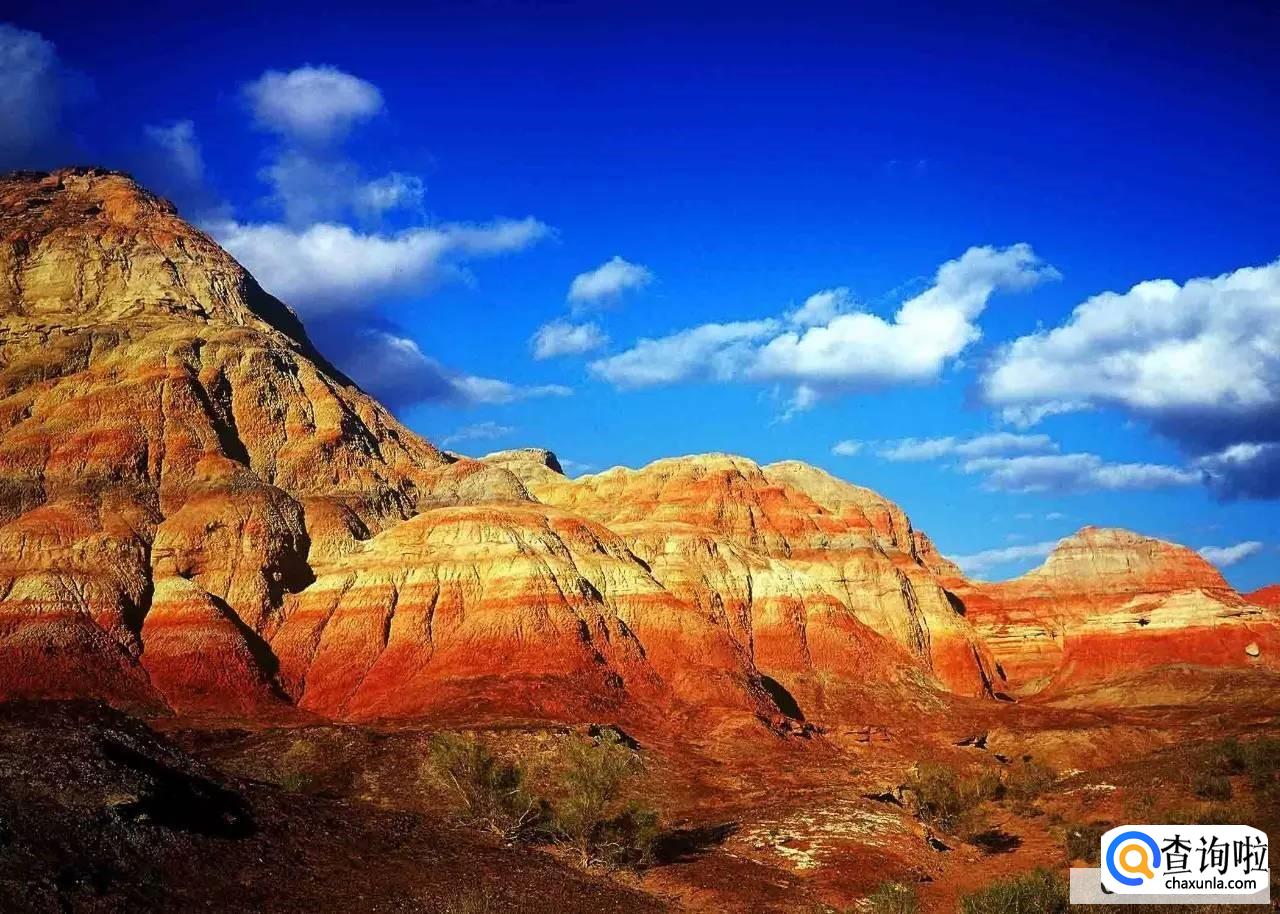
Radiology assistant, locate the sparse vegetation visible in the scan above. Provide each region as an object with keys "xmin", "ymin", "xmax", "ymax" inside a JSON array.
[
  {"xmin": 425, "ymin": 732, "xmax": 545, "ymax": 840},
  {"xmin": 865, "ymin": 880, "xmax": 919, "ymax": 914},
  {"xmin": 546, "ymin": 727, "xmax": 660, "ymax": 867},
  {"xmin": 1003, "ymin": 758, "xmax": 1057, "ymax": 811},
  {"xmin": 425, "ymin": 727, "xmax": 660, "ymax": 868},
  {"xmin": 959, "ymin": 868, "xmax": 1068, "ymax": 914},
  {"xmin": 904, "ymin": 761, "xmax": 999, "ymax": 835},
  {"xmin": 275, "ymin": 738, "xmax": 320, "ymax": 792},
  {"xmin": 1064, "ymin": 820, "xmax": 1112, "ymax": 864},
  {"xmin": 1192, "ymin": 771, "xmax": 1233, "ymax": 800}
]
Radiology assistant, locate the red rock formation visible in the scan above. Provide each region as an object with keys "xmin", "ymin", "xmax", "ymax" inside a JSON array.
[
  {"xmin": 1, "ymin": 168, "xmax": 1272, "ymax": 732},
  {"xmin": 951, "ymin": 528, "xmax": 1280, "ymax": 698},
  {"xmin": 1, "ymin": 169, "xmax": 984, "ymax": 734},
  {"xmin": 1249, "ymin": 585, "xmax": 1280, "ymax": 609}
]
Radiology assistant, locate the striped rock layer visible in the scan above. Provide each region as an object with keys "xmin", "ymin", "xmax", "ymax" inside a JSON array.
[
  {"xmin": 943, "ymin": 528, "xmax": 1280, "ymax": 697},
  {"xmin": 0, "ymin": 169, "xmax": 1274, "ymax": 735}
]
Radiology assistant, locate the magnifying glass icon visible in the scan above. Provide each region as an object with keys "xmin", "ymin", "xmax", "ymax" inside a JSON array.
[{"xmin": 1118, "ymin": 843, "xmax": 1156, "ymax": 880}]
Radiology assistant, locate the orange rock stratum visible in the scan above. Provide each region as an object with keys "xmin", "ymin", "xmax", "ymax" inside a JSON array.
[{"xmin": 1, "ymin": 168, "xmax": 1276, "ymax": 735}]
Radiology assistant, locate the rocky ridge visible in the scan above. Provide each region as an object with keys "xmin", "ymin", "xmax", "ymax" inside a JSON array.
[{"xmin": 0, "ymin": 168, "xmax": 1275, "ymax": 737}]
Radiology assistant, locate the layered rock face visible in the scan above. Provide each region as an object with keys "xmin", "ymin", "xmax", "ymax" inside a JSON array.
[
  {"xmin": 493, "ymin": 451, "xmax": 1003, "ymax": 718},
  {"xmin": 1, "ymin": 168, "xmax": 1272, "ymax": 732},
  {"xmin": 950, "ymin": 528, "xmax": 1280, "ymax": 696},
  {"xmin": 0, "ymin": 169, "xmax": 991, "ymax": 732}
]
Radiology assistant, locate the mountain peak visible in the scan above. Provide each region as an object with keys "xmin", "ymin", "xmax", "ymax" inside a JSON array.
[{"xmin": 0, "ymin": 168, "xmax": 332, "ymax": 371}]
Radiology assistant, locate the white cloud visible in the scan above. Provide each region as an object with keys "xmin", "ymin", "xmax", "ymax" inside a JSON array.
[
  {"xmin": 948, "ymin": 540, "xmax": 1060, "ymax": 578},
  {"xmin": 878, "ymin": 432, "xmax": 1056, "ymax": 462},
  {"xmin": 753, "ymin": 244, "xmax": 1058, "ymax": 389},
  {"xmin": 442, "ymin": 421, "xmax": 515, "ymax": 446},
  {"xmin": 450, "ymin": 374, "xmax": 572, "ymax": 405},
  {"xmin": 982, "ymin": 258, "xmax": 1280, "ymax": 499},
  {"xmin": 568, "ymin": 256, "xmax": 653, "ymax": 306},
  {"xmin": 788, "ymin": 288, "xmax": 853, "ymax": 327},
  {"xmin": 559, "ymin": 458, "xmax": 595, "ymax": 476},
  {"xmin": 589, "ymin": 319, "xmax": 778, "ymax": 388},
  {"xmin": 343, "ymin": 330, "xmax": 570, "ymax": 408},
  {"xmin": 211, "ymin": 217, "xmax": 550, "ymax": 314},
  {"xmin": 244, "ymin": 65, "xmax": 383, "ymax": 143},
  {"xmin": 961, "ymin": 452, "xmax": 1200, "ymax": 494},
  {"xmin": 831, "ymin": 440, "xmax": 863, "ymax": 456},
  {"xmin": 592, "ymin": 245, "xmax": 1057, "ymax": 400},
  {"xmin": 143, "ymin": 120, "xmax": 203, "ymax": 183},
  {"xmin": 985, "ymin": 259, "xmax": 1280, "ymax": 422},
  {"xmin": 356, "ymin": 171, "xmax": 425, "ymax": 216},
  {"xmin": 1197, "ymin": 541, "xmax": 1264, "ymax": 567},
  {"xmin": 531, "ymin": 320, "xmax": 608, "ymax": 359},
  {"xmin": 1046, "ymin": 511, "xmax": 1066, "ymax": 520},
  {"xmin": 0, "ymin": 24, "xmax": 68, "ymax": 167}
]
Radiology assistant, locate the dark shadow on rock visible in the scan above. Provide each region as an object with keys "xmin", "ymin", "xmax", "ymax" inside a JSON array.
[
  {"xmin": 759, "ymin": 674, "xmax": 805, "ymax": 721},
  {"xmin": 102, "ymin": 739, "xmax": 255, "ymax": 838},
  {"xmin": 652, "ymin": 822, "xmax": 738, "ymax": 865},
  {"xmin": 968, "ymin": 828, "xmax": 1022, "ymax": 855}
]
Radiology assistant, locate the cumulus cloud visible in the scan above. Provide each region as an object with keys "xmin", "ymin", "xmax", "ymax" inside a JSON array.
[
  {"xmin": 961, "ymin": 452, "xmax": 1200, "ymax": 494},
  {"xmin": 356, "ymin": 171, "xmax": 425, "ymax": 216},
  {"xmin": 753, "ymin": 244, "xmax": 1058, "ymax": 389},
  {"xmin": 983, "ymin": 258, "xmax": 1280, "ymax": 499},
  {"xmin": 531, "ymin": 320, "xmax": 608, "ymax": 359},
  {"xmin": 878, "ymin": 432, "xmax": 1056, "ymax": 462},
  {"xmin": 442, "ymin": 421, "xmax": 515, "ymax": 446},
  {"xmin": 1197, "ymin": 541, "xmax": 1264, "ymax": 567},
  {"xmin": 592, "ymin": 244, "xmax": 1056, "ymax": 402},
  {"xmin": 1192, "ymin": 537, "xmax": 1264, "ymax": 565},
  {"xmin": 947, "ymin": 540, "xmax": 1060, "ymax": 578},
  {"xmin": 831, "ymin": 440, "xmax": 863, "ymax": 456},
  {"xmin": 341, "ymin": 330, "xmax": 570, "ymax": 409},
  {"xmin": 590, "ymin": 319, "xmax": 778, "ymax": 388},
  {"xmin": 143, "ymin": 120, "xmax": 203, "ymax": 183},
  {"xmin": 788, "ymin": 288, "xmax": 853, "ymax": 327},
  {"xmin": 568, "ymin": 256, "xmax": 653, "ymax": 306},
  {"xmin": 244, "ymin": 65, "xmax": 383, "ymax": 144},
  {"xmin": 211, "ymin": 217, "xmax": 550, "ymax": 314},
  {"xmin": 0, "ymin": 23, "xmax": 75, "ymax": 168}
]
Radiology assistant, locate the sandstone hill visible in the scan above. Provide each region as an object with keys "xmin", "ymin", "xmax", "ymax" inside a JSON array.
[
  {"xmin": 944, "ymin": 527, "xmax": 1280, "ymax": 698},
  {"xmin": 0, "ymin": 168, "xmax": 1274, "ymax": 739}
]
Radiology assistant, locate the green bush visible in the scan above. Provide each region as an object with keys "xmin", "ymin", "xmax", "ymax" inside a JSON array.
[
  {"xmin": 866, "ymin": 880, "xmax": 919, "ymax": 914},
  {"xmin": 548, "ymin": 728, "xmax": 659, "ymax": 867},
  {"xmin": 960, "ymin": 868, "xmax": 1068, "ymax": 914},
  {"xmin": 1064, "ymin": 821, "xmax": 1111, "ymax": 864},
  {"xmin": 1004, "ymin": 759, "xmax": 1057, "ymax": 808},
  {"xmin": 425, "ymin": 732, "xmax": 545, "ymax": 839},
  {"xmin": 1192, "ymin": 771, "xmax": 1233, "ymax": 800},
  {"xmin": 275, "ymin": 738, "xmax": 319, "ymax": 792},
  {"xmin": 904, "ymin": 761, "xmax": 999, "ymax": 834}
]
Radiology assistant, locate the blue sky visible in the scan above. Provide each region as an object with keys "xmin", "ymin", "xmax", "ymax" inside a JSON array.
[{"xmin": 3, "ymin": 0, "xmax": 1277, "ymax": 588}]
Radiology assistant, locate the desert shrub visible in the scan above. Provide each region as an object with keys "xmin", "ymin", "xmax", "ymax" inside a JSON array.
[
  {"xmin": 1213, "ymin": 738, "xmax": 1249, "ymax": 774},
  {"xmin": 959, "ymin": 868, "xmax": 1068, "ymax": 914},
  {"xmin": 547, "ymin": 727, "xmax": 659, "ymax": 867},
  {"xmin": 1192, "ymin": 771, "xmax": 1233, "ymax": 800},
  {"xmin": 438, "ymin": 886, "xmax": 539, "ymax": 914},
  {"xmin": 425, "ymin": 732, "xmax": 544, "ymax": 839},
  {"xmin": 1242, "ymin": 736, "xmax": 1280, "ymax": 795},
  {"xmin": 1064, "ymin": 821, "xmax": 1112, "ymax": 864},
  {"xmin": 904, "ymin": 762, "xmax": 999, "ymax": 834},
  {"xmin": 1004, "ymin": 759, "xmax": 1057, "ymax": 810},
  {"xmin": 866, "ymin": 880, "xmax": 919, "ymax": 914},
  {"xmin": 276, "ymin": 738, "xmax": 319, "ymax": 792}
]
